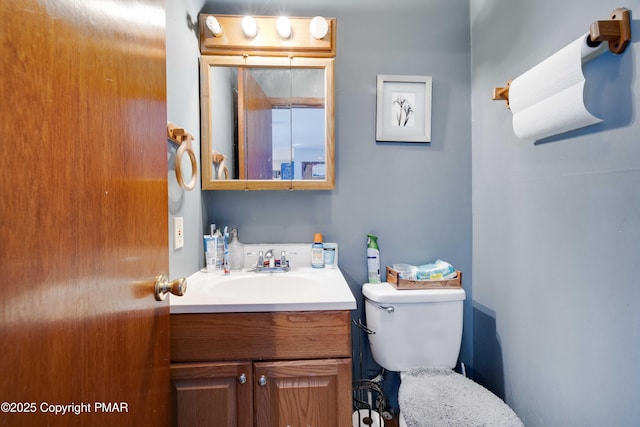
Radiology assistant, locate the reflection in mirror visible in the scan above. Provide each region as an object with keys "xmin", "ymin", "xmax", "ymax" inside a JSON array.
[
  {"xmin": 250, "ymin": 67, "xmax": 325, "ymax": 181},
  {"xmin": 209, "ymin": 66, "xmax": 238, "ymax": 180},
  {"xmin": 201, "ymin": 56, "xmax": 334, "ymax": 190}
]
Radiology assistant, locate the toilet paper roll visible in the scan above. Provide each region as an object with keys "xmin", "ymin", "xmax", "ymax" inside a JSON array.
[
  {"xmin": 352, "ymin": 409, "xmax": 384, "ymax": 427},
  {"xmin": 509, "ymin": 33, "xmax": 606, "ymax": 141}
]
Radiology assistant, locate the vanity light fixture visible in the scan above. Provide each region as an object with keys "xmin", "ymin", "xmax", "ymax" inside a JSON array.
[
  {"xmin": 205, "ymin": 16, "xmax": 223, "ymax": 37},
  {"xmin": 309, "ymin": 16, "xmax": 329, "ymax": 39},
  {"xmin": 276, "ymin": 16, "xmax": 292, "ymax": 39},
  {"xmin": 241, "ymin": 15, "xmax": 257, "ymax": 38},
  {"xmin": 199, "ymin": 14, "xmax": 336, "ymax": 57}
]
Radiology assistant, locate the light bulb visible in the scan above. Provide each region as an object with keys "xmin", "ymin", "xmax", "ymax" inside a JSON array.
[
  {"xmin": 276, "ymin": 16, "xmax": 291, "ymax": 39},
  {"xmin": 241, "ymin": 16, "xmax": 257, "ymax": 38},
  {"xmin": 205, "ymin": 16, "xmax": 223, "ymax": 37},
  {"xmin": 309, "ymin": 16, "xmax": 328, "ymax": 40}
]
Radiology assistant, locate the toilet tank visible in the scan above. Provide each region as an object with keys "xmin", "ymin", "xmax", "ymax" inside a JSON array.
[{"xmin": 363, "ymin": 283, "xmax": 465, "ymax": 372}]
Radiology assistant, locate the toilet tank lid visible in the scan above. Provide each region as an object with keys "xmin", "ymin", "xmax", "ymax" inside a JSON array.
[{"xmin": 363, "ymin": 282, "xmax": 466, "ymax": 303}]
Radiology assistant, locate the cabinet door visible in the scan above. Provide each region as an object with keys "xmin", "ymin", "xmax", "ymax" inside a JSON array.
[
  {"xmin": 254, "ymin": 358, "xmax": 352, "ymax": 427},
  {"xmin": 171, "ymin": 361, "xmax": 253, "ymax": 427}
]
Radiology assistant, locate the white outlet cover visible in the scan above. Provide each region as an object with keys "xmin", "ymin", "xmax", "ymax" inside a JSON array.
[{"xmin": 174, "ymin": 217, "xmax": 184, "ymax": 249}]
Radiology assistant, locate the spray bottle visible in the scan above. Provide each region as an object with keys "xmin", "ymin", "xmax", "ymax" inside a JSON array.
[{"xmin": 367, "ymin": 234, "xmax": 380, "ymax": 283}]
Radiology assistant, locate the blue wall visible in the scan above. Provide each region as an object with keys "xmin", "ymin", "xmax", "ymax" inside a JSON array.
[
  {"xmin": 198, "ymin": 0, "xmax": 473, "ymax": 388},
  {"xmin": 166, "ymin": 0, "xmax": 208, "ymax": 280},
  {"xmin": 471, "ymin": 1, "xmax": 640, "ymax": 425}
]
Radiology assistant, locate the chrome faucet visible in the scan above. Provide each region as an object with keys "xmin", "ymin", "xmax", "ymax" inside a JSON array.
[
  {"xmin": 249, "ymin": 248, "xmax": 293, "ymax": 273},
  {"xmin": 264, "ymin": 249, "xmax": 275, "ymax": 268}
]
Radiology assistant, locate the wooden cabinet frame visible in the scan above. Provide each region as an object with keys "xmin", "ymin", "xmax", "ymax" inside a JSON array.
[{"xmin": 170, "ymin": 311, "xmax": 352, "ymax": 427}]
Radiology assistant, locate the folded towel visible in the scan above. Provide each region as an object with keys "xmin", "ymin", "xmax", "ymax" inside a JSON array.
[
  {"xmin": 415, "ymin": 260, "xmax": 456, "ymax": 280},
  {"xmin": 399, "ymin": 368, "xmax": 524, "ymax": 427}
]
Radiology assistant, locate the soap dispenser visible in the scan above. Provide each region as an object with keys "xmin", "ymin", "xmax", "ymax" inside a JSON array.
[{"xmin": 228, "ymin": 228, "xmax": 244, "ymax": 271}]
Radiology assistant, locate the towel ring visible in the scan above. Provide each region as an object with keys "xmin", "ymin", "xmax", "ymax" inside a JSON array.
[
  {"xmin": 167, "ymin": 122, "xmax": 198, "ymax": 191},
  {"xmin": 175, "ymin": 133, "xmax": 198, "ymax": 190},
  {"xmin": 212, "ymin": 151, "xmax": 229, "ymax": 180}
]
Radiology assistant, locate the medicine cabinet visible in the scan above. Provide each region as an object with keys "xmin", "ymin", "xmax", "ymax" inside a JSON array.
[{"xmin": 199, "ymin": 14, "xmax": 336, "ymax": 190}]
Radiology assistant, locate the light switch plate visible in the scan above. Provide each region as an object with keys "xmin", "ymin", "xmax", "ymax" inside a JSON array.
[{"xmin": 174, "ymin": 217, "xmax": 184, "ymax": 249}]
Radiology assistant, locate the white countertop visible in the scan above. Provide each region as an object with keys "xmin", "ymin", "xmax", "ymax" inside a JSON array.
[{"xmin": 170, "ymin": 264, "xmax": 356, "ymax": 314}]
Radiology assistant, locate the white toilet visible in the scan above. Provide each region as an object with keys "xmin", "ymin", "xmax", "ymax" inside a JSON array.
[{"xmin": 363, "ymin": 282, "xmax": 523, "ymax": 427}]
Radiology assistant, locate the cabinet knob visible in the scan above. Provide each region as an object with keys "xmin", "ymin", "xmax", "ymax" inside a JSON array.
[
  {"xmin": 258, "ymin": 375, "xmax": 267, "ymax": 386},
  {"xmin": 238, "ymin": 373, "xmax": 247, "ymax": 384}
]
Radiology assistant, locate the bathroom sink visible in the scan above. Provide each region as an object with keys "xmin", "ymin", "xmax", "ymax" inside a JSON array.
[
  {"xmin": 202, "ymin": 272, "xmax": 323, "ymax": 300},
  {"xmin": 170, "ymin": 267, "xmax": 355, "ymax": 313},
  {"xmin": 170, "ymin": 244, "xmax": 356, "ymax": 314}
]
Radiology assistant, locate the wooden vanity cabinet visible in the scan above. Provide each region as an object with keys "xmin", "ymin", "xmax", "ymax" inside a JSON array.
[
  {"xmin": 170, "ymin": 310, "xmax": 352, "ymax": 427},
  {"xmin": 253, "ymin": 358, "xmax": 351, "ymax": 427},
  {"xmin": 171, "ymin": 361, "xmax": 253, "ymax": 427}
]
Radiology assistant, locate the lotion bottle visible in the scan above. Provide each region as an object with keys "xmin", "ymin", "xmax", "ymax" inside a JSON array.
[{"xmin": 311, "ymin": 233, "xmax": 324, "ymax": 268}]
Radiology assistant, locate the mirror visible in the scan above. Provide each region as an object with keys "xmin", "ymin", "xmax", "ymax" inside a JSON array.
[{"xmin": 200, "ymin": 56, "xmax": 335, "ymax": 190}]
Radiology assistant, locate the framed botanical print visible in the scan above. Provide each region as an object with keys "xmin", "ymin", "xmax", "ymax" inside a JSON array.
[{"xmin": 376, "ymin": 75, "xmax": 432, "ymax": 142}]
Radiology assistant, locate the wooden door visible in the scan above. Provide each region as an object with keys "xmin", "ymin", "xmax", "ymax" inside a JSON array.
[
  {"xmin": 171, "ymin": 362, "xmax": 253, "ymax": 427},
  {"xmin": 0, "ymin": 1, "xmax": 169, "ymax": 426},
  {"xmin": 254, "ymin": 359, "xmax": 352, "ymax": 427},
  {"xmin": 238, "ymin": 68, "xmax": 274, "ymax": 180}
]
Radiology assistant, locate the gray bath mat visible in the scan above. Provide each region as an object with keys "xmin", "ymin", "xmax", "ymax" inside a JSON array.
[{"xmin": 399, "ymin": 368, "xmax": 524, "ymax": 427}]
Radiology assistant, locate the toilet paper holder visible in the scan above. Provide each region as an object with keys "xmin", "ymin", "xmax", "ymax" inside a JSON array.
[{"xmin": 492, "ymin": 7, "xmax": 631, "ymax": 109}]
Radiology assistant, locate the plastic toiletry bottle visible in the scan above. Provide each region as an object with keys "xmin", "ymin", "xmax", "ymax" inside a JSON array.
[
  {"xmin": 228, "ymin": 228, "xmax": 245, "ymax": 271},
  {"xmin": 213, "ymin": 227, "xmax": 224, "ymax": 270},
  {"xmin": 311, "ymin": 233, "xmax": 325, "ymax": 268},
  {"xmin": 222, "ymin": 226, "xmax": 230, "ymax": 274},
  {"xmin": 204, "ymin": 224, "xmax": 218, "ymax": 273},
  {"xmin": 367, "ymin": 234, "xmax": 381, "ymax": 283},
  {"xmin": 323, "ymin": 243, "xmax": 338, "ymax": 268}
]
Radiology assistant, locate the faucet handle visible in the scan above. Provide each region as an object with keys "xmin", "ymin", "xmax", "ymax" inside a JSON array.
[
  {"xmin": 247, "ymin": 250, "xmax": 264, "ymax": 267},
  {"xmin": 279, "ymin": 251, "xmax": 297, "ymax": 268},
  {"xmin": 245, "ymin": 251, "xmax": 266, "ymax": 270}
]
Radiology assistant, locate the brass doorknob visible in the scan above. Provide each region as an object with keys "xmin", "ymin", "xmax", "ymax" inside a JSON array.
[{"xmin": 154, "ymin": 275, "xmax": 187, "ymax": 301}]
